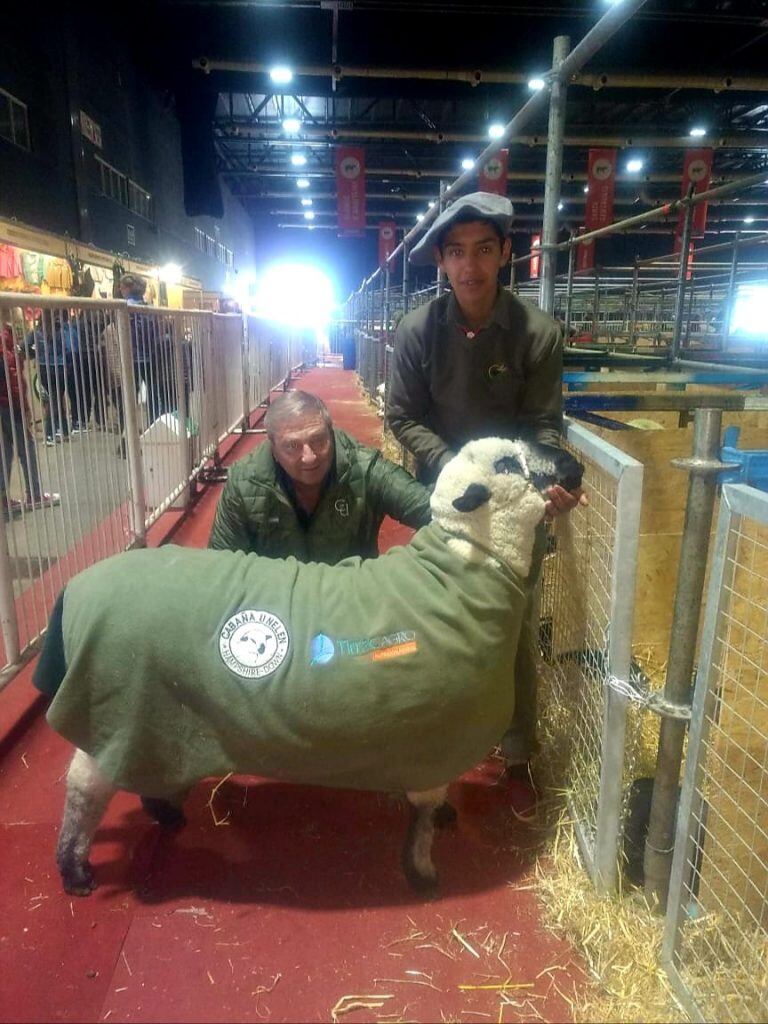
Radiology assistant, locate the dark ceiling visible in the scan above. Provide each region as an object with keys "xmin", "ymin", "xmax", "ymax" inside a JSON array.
[{"xmin": 133, "ymin": 0, "xmax": 768, "ymax": 286}]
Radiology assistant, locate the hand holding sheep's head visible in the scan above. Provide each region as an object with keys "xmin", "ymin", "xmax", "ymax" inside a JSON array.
[{"xmin": 430, "ymin": 438, "xmax": 584, "ymax": 578}]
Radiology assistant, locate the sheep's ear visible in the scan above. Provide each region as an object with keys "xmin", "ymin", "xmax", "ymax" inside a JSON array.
[{"xmin": 452, "ymin": 482, "xmax": 491, "ymax": 513}]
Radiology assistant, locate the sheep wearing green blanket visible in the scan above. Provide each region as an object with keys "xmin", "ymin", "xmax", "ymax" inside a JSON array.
[{"xmin": 35, "ymin": 437, "xmax": 583, "ymax": 896}]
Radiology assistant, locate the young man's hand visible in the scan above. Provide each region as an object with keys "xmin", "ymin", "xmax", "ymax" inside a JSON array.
[{"xmin": 544, "ymin": 485, "xmax": 588, "ymax": 520}]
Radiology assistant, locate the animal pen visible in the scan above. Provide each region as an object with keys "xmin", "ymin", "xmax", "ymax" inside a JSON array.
[{"xmin": 341, "ymin": 78, "xmax": 768, "ymax": 1018}]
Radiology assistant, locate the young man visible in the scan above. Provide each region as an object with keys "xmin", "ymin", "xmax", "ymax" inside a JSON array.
[
  {"xmin": 209, "ymin": 390, "xmax": 432, "ymax": 563},
  {"xmin": 388, "ymin": 191, "xmax": 586, "ymax": 777}
]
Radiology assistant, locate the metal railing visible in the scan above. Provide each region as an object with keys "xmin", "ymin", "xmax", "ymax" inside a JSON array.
[
  {"xmin": 0, "ymin": 293, "xmax": 308, "ymax": 683},
  {"xmin": 538, "ymin": 418, "xmax": 644, "ymax": 893},
  {"xmin": 662, "ymin": 483, "xmax": 768, "ymax": 1022}
]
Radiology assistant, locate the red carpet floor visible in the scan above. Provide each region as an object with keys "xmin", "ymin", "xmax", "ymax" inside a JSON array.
[{"xmin": 0, "ymin": 366, "xmax": 586, "ymax": 1023}]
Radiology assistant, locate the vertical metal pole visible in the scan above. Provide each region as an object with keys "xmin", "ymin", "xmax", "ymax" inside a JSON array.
[
  {"xmin": 628, "ymin": 258, "xmax": 640, "ymax": 350},
  {"xmin": 436, "ymin": 180, "xmax": 447, "ymax": 297},
  {"xmin": 172, "ymin": 315, "xmax": 192, "ymax": 509},
  {"xmin": 384, "ymin": 264, "xmax": 391, "ymax": 340},
  {"xmin": 241, "ymin": 311, "xmax": 250, "ymax": 432},
  {"xmin": 591, "ymin": 269, "xmax": 600, "ymax": 344},
  {"xmin": 508, "ymin": 255, "xmax": 516, "ymax": 293},
  {"xmin": 402, "ymin": 239, "xmax": 410, "ymax": 315},
  {"xmin": 644, "ymin": 408, "xmax": 725, "ymax": 912},
  {"xmin": 671, "ymin": 186, "xmax": 696, "ymax": 362},
  {"xmin": 0, "ymin": 517, "xmax": 20, "ymax": 671},
  {"xmin": 115, "ymin": 305, "xmax": 147, "ymax": 545},
  {"xmin": 539, "ymin": 35, "xmax": 571, "ymax": 315},
  {"xmin": 722, "ymin": 230, "xmax": 740, "ymax": 352},
  {"xmin": 563, "ymin": 237, "xmax": 576, "ymax": 340}
]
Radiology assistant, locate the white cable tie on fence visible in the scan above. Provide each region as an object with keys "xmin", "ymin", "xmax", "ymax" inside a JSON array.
[{"xmin": 606, "ymin": 675, "xmax": 692, "ymax": 720}]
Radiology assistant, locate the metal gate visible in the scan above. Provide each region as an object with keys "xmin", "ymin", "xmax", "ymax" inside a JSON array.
[{"xmin": 662, "ymin": 483, "xmax": 768, "ymax": 1023}]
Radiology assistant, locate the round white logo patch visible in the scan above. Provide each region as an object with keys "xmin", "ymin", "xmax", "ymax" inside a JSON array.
[
  {"xmin": 219, "ymin": 610, "xmax": 289, "ymax": 679},
  {"xmin": 592, "ymin": 158, "xmax": 614, "ymax": 181},
  {"xmin": 340, "ymin": 157, "xmax": 361, "ymax": 179},
  {"xmin": 484, "ymin": 157, "xmax": 504, "ymax": 180}
]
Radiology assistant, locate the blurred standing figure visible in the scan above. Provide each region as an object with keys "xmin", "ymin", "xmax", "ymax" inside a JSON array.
[
  {"xmin": 0, "ymin": 324, "xmax": 60, "ymax": 516},
  {"xmin": 29, "ymin": 311, "xmax": 76, "ymax": 445}
]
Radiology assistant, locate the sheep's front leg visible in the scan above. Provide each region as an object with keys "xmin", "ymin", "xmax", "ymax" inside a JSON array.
[
  {"xmin": 141, "ymin": 796, "xmax": 187, "ymax": 830},
  {"xmin": 57, "ymin": 749, "xmax": 116, "ymax": 895},
  {"xmin": 403, "ymin": 785, "xmax": 448, "ymax": 894}
]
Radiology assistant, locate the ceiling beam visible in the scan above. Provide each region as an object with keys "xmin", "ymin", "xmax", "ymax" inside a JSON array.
[{"xmin": 194, "ymin": 59, "xmax": 768, "ymax": 94}]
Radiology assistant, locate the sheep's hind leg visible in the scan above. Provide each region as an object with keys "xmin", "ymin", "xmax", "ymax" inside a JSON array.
[
  {"xmin": 57, "ymin": 749, "xmax": 117, "ymax": 895},
  {"xmin": 141, "ymin": 796, "xmax": 187, "ymax": 830},
  {"xmin": 403, "ymin": 785, "xmax": 448, "ymax": 894}
]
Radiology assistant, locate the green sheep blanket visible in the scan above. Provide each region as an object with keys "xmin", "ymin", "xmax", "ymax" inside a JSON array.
[{"xmin": 37, "ymin": 523, "xmax": 526, "ymax": 799}]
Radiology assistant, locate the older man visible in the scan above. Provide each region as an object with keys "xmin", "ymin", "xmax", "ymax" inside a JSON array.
[{"xmin": 209, "ymin": 390, "xmax": 431, "ymax": 562}]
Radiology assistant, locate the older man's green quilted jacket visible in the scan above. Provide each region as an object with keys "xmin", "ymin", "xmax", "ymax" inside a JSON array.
[
  {"xmin": 38, "ymin": 527, "xmax": 526, "ymax": 799},
  {"xmin": 208, "ymin": 428, "xmax": 431, "ymax": 562}
]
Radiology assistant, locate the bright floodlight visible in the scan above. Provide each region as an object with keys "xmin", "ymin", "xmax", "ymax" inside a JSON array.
[
  {"xmin": 428, "ymin": 201, "xmax": 435, "ymax": 208},
  {"xmin": 282, "ymin": 118, "xmax": 301, "ymax": 133},
  {"xmin": 583, "ymin": 185, "xmax": 589, "ymax": 193},
  {"xmin": 291, "ymin": 153, "xmax": 307, "ymax": 166},
  {"xmin": 296, "ymin": 177, "xmax": 310, "ymax": 188},
  {"xmin": 557, "ymin": 201, "xmax": 564, "ymax": 211},
  {"xmin": 301, "ymin": 198, "xmax": 313, "ymax": 207},
  {"xmin": 730, "ymin": 284, "xmax": 768, "ymax": 338},
  {"xmin": 488, "ymin": 123, "xmax": 505, "ymax": 139},
  {"xmin": 528, "ymin": 77, "xmax": 546, "ymax": 91},
  {"xmin": 416, "ymin": 213, "xmax": 424, "ymax": 221},
  {"xmin": 159, "ymin": 262, "xmax": 182, "ymax": 285},
  {"xmin": 461, "ymin": 158, "xmax": 475, "ymax": 170},
  {"xmin": 626, "ymin": 158, "xmax": 644, "ymax": 173},
  {"xmin": 304, "ymin": 211, "xmax": 315, "ymax": 221},
  {"xmin": 269, "ymin": 66, "xmax": 293, "ymax": 84},
  {"xmin": 689, "ymin": 126, "xmax": 707, "ymax": 137},
  {"xmin": 254, "ymin": 263, "xmax": 335, "ymax": 329},
  {"xmin": 744, "ymin": 215, "xmax": 756, "ymax": 224}
]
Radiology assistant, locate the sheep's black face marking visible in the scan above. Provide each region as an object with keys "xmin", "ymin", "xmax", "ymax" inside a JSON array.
[
  {"xmin": 494, "ymin": 456, "xmax": 523, "ymax": 476},
  {"xmin": 452, "ymin": 483, "xmax": 491, "ymax": 513},
  {"xmin": 528, "ymin": 444, "xmax": 584, "ymax": 494}
]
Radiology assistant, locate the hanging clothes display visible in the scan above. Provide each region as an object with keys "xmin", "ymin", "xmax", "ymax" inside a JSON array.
[
  {"xmin": 21, "ymin": 251, "xmax": 45, "ymax": 286},
  {"xmin": 0, "ymin": 244, "xmax": 23, "ymax": 281}
]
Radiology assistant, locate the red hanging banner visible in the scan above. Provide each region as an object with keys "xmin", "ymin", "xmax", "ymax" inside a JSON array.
[
  {"xmin": 584, "ymin": 148, "xmax": 617, "ymax": 233},
  {"xmin": 677, "ymin": 148, "xmax": 713, "ymax": 239},
  {"xmin": 378, "ymin": 221, "xmax": 397, "ymax": 267},
  {"xmin": 478, "ymin": 149, "xmax": 509, "ymax": 195},
  {"xmin": 576, "ymin": 227, "xmax": 595, "ymax": 273},
  {"xmin": 530, "ymin": 235, "xmax": 541, "ymax": 280},
  {"xmin": 335, "ymin": 146, "xmax": 366, "ymax": 235}
]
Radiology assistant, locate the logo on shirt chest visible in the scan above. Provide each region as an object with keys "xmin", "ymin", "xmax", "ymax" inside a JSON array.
[
  {"xmin": 334, "ymin": 497, "xmax": 350, "ymax": 518},
  {"xmin": 487, "ymin": 362, "xmax": 509, "ymax": 381}
]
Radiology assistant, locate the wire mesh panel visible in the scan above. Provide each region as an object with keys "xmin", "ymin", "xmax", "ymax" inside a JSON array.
[
  {"xmin": 539, "ymin": 420, "xmax": 643, "ymax": 892},
  {"xmin": 663, "ymin": 483, "xmax": 768, "ymax": 1023}
]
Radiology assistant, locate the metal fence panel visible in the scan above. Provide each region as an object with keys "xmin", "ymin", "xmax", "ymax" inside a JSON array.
[
  {"xmin": 662, "ymin": 483, "xmax": 768, "ymax": 1023},
  {"xmin": 539, "ymin": 419, "xmax": 643, "ymax": 892}
]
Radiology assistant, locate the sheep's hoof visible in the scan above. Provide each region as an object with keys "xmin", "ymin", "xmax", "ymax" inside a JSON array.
[
  {"xmin": 141, "ymin": 797, "xmax": 187, "ymax": 830},
  {"xmin": 434, "ymin": 802, "xmax": 457, "ymax": 829},
  {"xmin": 61, "ymin": 861, "xmax": 96, "ymax": 896}
]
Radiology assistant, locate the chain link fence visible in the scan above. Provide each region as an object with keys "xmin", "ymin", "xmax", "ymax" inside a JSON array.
[
  {"xmin": 662, "ymin": 483, "xmax": 768, "ymax": 1022},
  {"xmin": 0, "ymin": 293, "xmax": 303, "ymax": 683}
]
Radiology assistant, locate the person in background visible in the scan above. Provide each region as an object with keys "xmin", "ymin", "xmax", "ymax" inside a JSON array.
[
  {"xmin": 388, "ymin": 191, "xmax": 587, "ymax": 781},
  {"xmin": 209, "ymin": 390, "xmax": 431, "ymax": 562},
  {"xmin": 28, "ymin": 311, "xmax": 76, "ymax": 446},
  {"xmin": 0, "ymin": 324, "xmax": 60, "ymax": 516}
]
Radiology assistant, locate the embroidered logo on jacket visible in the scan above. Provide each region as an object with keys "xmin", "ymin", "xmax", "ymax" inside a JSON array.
[
  {"xmin": 310, "ymin": 633, "xmax": 336, "ymax": 665},
  {"xmin": 219, "ymin": 609, "xmax": 289, "ymax": 679}
]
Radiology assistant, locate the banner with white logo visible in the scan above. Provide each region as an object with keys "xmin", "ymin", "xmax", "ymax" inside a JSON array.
[
  {"xmin": 677, "ymin": 148, "xmax": 713, "ymax": 239},
  {"xmin": 584, "ymin": 148, "xmax": 617, "ymax": 233},
  {"xmin": 335, "ymin": 146, "xmax": 366, "ymax": 235},
  {"xmin": 479, "ymin": 149, "xmax": 508, "ymax": 195},
  {"xmin": 576, "ymin": 227, "xmax": 594, "ymax": 273},
  {"xmin": 378, "ymin": 221, "xmax": 397, "ymax": 267},
  {"xmin": 530, "ymin": 235, "xmax": 541, "ymax": 280}
]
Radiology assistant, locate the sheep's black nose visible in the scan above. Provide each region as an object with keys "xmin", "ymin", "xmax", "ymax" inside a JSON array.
[{"xmin": 557, "ymin": 455, "xmax": 584, "ymax": 492}]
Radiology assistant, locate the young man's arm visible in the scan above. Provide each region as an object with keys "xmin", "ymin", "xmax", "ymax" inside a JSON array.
[
  {"xmin": 517, "ymin": 324, "xmax": 564, "ymax": 448},
  {"xmin": 387, "ymin": 319, "xmax": 454, "ymax": 478}
]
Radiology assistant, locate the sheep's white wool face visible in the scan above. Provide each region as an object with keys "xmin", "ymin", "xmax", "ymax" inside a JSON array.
[{"xmin": 430, "ymin": 438, "xmax": 550, "ymax": 579}]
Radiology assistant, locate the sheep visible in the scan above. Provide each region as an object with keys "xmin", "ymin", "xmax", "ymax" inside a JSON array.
[{"xmin": 33, "ymin": 437, "xmax": 583, "ymax": 897}]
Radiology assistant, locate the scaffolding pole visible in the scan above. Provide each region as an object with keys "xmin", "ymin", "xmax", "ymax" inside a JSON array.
[{"xmin": 540, "ymin": 35, "xmax": 570, "ymax": 315}]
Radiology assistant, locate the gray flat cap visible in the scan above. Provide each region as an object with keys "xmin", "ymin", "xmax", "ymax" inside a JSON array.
[{"xmin": 408, "ymin": 191, "xmax": 514, "ymax": 266}]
